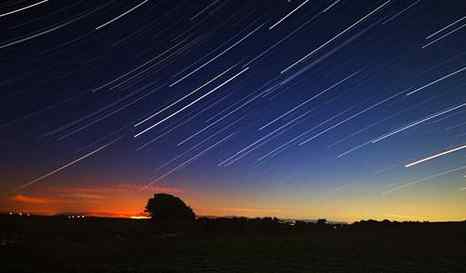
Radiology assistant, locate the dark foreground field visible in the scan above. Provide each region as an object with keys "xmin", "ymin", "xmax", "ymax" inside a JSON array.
[{"xmin": 1, "ymin": 215, "xmax": 466, "ymax": 273}]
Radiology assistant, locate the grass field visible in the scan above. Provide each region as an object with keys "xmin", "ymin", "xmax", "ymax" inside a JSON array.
[{"xmin": 1, "ymin": 215, "xmax": 466, "ymax": 273}]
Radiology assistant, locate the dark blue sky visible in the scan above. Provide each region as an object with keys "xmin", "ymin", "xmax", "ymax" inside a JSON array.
[{"xmin": 1, "ymin": 0, "xmax": 466, "ymax": 221}]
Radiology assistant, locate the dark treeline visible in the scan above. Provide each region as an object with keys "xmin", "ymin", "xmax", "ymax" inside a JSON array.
[
  {"xmin": 192, "ymin": 216, "xmax": 466, "ymax": 235},
  {"xmin": 2, "ymin": 213, "xmax": 466, "ymax": 273},
  {"xmin": 2, "ymin": 213, "xmax": 466, "ymax": 235},
  {"xmin": 194, "ymin": 216, "xmax": 335, "ymax": 234}
]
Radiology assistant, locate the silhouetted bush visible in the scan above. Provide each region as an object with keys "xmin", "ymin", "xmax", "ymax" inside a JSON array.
[
  {"xmin": 317, "ymin": 218, "xmax": 327, "ymax": 225},
  {"xmin": 145, "ymin": 193, "xmax": 195, "ymax": 228}
]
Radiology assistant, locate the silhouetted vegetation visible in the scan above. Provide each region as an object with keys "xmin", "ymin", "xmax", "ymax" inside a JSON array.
[
  {"xmin": 145, "ymin": 193, "xmax": 195, "ymax": 223},
  {"xmin": 1, "ymin": 206, "xmax": 466, "ymax": 273},
  {"xmin": 144, "ymin": 193, "xmax": 195, "ymax": 233}
]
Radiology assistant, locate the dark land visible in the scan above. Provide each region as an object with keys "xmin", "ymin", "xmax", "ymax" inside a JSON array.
[{"xmin": 1, "ymin": 214, "xmax": 466, "ymax": 273}]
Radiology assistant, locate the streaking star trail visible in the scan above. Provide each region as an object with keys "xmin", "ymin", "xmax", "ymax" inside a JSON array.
[
  {"xmin": 0, "ymin": 0, "xmax": 48, "ymax": 19},
  {"xmin": 405, "ymin": 144, "xmax": 466, "ymax": 168},
  {"xmin": 14, "ymin": 136, "xmax": 122, "ymax": 192},
  {"xmin": 134, "ymin": 66, "xmax": 249, "ymax": 137},
  {"xmin": 1, "ymin": 0, "xmax": 466, "ymax": 222}
]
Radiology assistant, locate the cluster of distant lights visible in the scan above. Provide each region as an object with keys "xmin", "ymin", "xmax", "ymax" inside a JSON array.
[
  {"xmin": 8, "ymin": 211, "xmax": 31, "ymax": 216},
  {"xmin": 66, "ymin": 215, "xmax": 86, "ymax": 219},
  {"xmin": 6, "ymin": 212, "xmax": 87, "ymax": 219},
  {"xmin": 6, "ymin": 211, "xmax": 151, "ymax": 219}
]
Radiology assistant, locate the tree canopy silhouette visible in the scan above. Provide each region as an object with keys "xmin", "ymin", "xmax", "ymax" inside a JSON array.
[{"xmin": 145, "ymin": 193, "xmax": 195, "ymax": 223}]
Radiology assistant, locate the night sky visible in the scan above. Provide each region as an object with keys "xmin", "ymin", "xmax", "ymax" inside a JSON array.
[{"xmin": 1, "ymin": 0, "xmax": 466, "ymax": 222}]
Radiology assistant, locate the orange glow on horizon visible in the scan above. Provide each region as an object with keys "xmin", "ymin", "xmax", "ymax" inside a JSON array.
[{"xmin": 2, "ymin": 181, "xmax": 465, "ymax": 222}]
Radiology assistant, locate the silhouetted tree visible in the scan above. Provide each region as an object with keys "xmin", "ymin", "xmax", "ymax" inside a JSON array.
[
  {"xmin": 145, "ymin": 193, "xmax": 195, "ymax": 224},
  {"xmin": 317, "ymin": 218, "xmax": 327, "ymax": 225}
]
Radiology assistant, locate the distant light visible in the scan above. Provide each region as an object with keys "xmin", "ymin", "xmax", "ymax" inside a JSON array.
[{"xmin": 130, "ymin": 216, "xmax": 150, "ymax": 219}]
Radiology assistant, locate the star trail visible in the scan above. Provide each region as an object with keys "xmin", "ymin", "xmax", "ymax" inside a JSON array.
[{"xmin": 1, "ymin": 0, "xmax": 465, "ymax": 221}]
